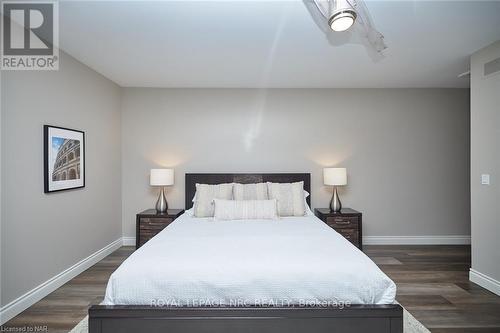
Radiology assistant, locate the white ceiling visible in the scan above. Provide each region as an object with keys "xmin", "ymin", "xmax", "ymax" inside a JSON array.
[{"xmin": 59, "ymin": 0, "xmax": 500, "ymax": 88}]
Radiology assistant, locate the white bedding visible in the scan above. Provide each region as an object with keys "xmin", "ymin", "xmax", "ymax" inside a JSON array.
[{"xmin": 103, "ymin": 211, "xmax": 396, "ymax": 306}]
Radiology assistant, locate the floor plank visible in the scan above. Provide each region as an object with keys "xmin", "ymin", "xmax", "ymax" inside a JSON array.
[{"xmin": 1, "ymin": 245, "xmax": 499, "ymax": 333}]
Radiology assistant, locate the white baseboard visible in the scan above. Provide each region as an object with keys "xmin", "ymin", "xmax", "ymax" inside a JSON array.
[
  {"xmin": 363, "ymin": 235, "xmax": 471, "ymax": 245},
  {"xmin": 122, "ymin": 237, "xmax": 136, "ymax": 246},
  {"xmin": 470, "ymin": 269, "xmax": 500, "ymax": 296},
  {"xmin": 0, "ymin": 238, "xmax": 123, "ymax": 325}
]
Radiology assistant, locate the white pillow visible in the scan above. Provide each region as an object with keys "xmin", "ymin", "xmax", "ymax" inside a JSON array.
[
  {"xmin": 213, "ymin": 199, "xmax": 278, "ymax": 220},
  {"xmin": 267, "ymin": 181, "xmax": 306, "ymax": 217},
  {"xmin": 193, "ymin": 183, "xmax": 233, "ymax": 217},
  {"xmin": 303, "ymin": 190, "xmax": 313, "ymax": 216},
  {"xmin": 233, "ymin": 183, "xmax": 269, "ymax": 200}
]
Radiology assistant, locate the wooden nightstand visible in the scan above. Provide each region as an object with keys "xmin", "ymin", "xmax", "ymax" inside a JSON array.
[
  {"xmin": 136, "ymin": 209, "xmax": 184, "ymax": 249},
  {"xmin": 314, "ymin": 208, "xmax": 363, "ymax": 250}
]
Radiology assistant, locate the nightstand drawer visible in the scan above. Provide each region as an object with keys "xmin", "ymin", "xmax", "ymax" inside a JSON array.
[
  {"xmin": 336, "ymin": 228, "xmax": 359, "ymax": 246},
  {"xmin": 139, "ymin": 233, "xmax": 156, "ymax": 246},
  {"xmin": 336, "ymin": 228, "xmax": 358, "ymax": 239},
  {"xmin": 140, "ymin": 231, "xmax": 158, "ymax": 245},
  {"xmin": 137, "ymin": 223, "xmax": 169, "ymax": 247},
  {"xmin": 139, "ymin": 223, "xmax": 170, "ymax": 234},
  {"xmin": 326, "ymin": 216, "xmax": 359, "ymax": 228},
  {"xmin": 140, "ymin": 217, "xmax": 173, "ymax": 224},
  {"xmin": 139, "ymin": 218, "xmax": 173, "ymax": 229}
]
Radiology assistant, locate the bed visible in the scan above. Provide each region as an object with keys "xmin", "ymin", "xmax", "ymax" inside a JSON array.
[{"xmin": 89, "ymin": 173, "xmax": 403, "ymax": 333}]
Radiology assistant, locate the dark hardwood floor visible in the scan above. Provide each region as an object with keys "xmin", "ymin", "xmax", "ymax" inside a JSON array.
[
  {"xmin": 2, "ymin": 245, "xmax": 500, "ymax": 333},
  {"xmin": 366, "ymin": 245, "xmax": 500, "ymax": 333},
  {"xmin": 1, "ymin": 247, "xmax": 132, "ymax": 333}
]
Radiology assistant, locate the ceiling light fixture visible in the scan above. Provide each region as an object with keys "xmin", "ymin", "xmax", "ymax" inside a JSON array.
[
  {"xmin": 306, "ymin": 0, "xmax": 387, "ymax": 53},
  {"xmin": 329, "ymin": 0, "xmax": 357, "ymax": 32}
]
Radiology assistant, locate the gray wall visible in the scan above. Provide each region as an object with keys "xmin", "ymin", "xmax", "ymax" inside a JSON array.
[
  {"xmin": 0, "ymin": 69, "xmax": 3, "ymax": 306},
  {"xmin": 470, "ymin": 41, "xmax": 500, "ymax": 290},
  {"xmin": 1, "ymin": 51, "xmax": 122, "ymax": 306},
  {"xmin": 121, "ymin": 88, "xmax": 470, "ymax": 239}
]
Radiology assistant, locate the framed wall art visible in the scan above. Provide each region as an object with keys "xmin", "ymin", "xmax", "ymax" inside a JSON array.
[{"xmin": 44, "ymin": 125, "xmax": 85, "ymax": 193}]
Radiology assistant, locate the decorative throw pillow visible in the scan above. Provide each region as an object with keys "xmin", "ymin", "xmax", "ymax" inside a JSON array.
[
  {"xmin": 267, "ymin": 181, "xmax": 305, "ymax": 217},
  {"xmin": 233, "ymin": 183, "xmax": 269, "ymax": 201},
  {"xmin": 213, "ymin": 199, "xmax": 278, "ymax": 220},
  {"xmin": 193, "ymin": 183, "xmax": 233, "ymax": 217}
]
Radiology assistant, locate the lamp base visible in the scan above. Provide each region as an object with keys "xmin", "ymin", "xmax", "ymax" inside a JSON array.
[
  {"xmin": 330, "ymin": 186, "xmax": 342, "ymax": 212},
  {"xmin": 155, "ymin": 187, "xmax": 168, "ymax": 213}
]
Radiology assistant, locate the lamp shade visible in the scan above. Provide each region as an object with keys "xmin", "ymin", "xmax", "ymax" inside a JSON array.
[
  {"xmin": 323, "ymin": 168, "xmax": 347, "ymax": 186},
  {"xmin": 150, "ymin": 169, "xmax": 174, "ymax": 186}
]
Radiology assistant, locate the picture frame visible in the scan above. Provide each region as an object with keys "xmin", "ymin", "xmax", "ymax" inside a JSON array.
[{"xmin": 44, "ymin": 125, "xmax": 85, "ymax": 193}]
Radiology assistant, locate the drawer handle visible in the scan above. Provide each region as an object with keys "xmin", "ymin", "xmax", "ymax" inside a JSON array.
[{"xmin": 335, "ymin": 220, "xmax": 351, "ymax": 225}]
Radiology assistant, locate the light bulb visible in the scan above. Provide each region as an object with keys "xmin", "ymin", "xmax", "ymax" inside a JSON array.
[{"xmin": 329, "ymin": 11, "xmax": 356, "ymax": 32}]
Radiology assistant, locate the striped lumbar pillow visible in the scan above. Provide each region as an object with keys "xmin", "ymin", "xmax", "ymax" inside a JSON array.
[
  {"xmin": 233, "ymin": 183, "xmax": 269, "ymax": 200},
  {"xmin": 213, "ymin": 199, "xmax": 278, "ymax": 220}
]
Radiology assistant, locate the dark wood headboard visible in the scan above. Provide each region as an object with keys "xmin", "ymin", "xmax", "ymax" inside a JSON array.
[{"xmin": 185, "ymin": 173, "xmax": 311, "ymax": 209}]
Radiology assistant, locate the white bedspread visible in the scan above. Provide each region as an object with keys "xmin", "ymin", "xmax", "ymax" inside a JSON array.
[{"xmin": 103, "ymin": 211, "xmax": 396, "ymax": 306}]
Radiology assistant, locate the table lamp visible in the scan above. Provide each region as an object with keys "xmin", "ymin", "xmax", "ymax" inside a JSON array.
[
  {"xmin": 150, "ymin": 169, "xmax": 174, "ymax": 213},
  {"xmin": 323, "ymin": 168, "xmax": 347, "ymax": 212}
]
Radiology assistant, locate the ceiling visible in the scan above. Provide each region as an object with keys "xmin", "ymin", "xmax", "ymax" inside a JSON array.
[{"xmin": 58, "ymin": 0, "xmax": 500, "ymax": 88}]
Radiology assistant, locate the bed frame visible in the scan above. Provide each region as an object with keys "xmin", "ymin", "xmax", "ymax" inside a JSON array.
[{"xmin": 89, "ymin": 173, "xmax": 403, "ymax": 333}]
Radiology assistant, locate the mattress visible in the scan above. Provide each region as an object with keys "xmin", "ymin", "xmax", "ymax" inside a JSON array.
[{"xmin": 103, "ymin": 211, "xmax": 396, "ymax": 306}]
